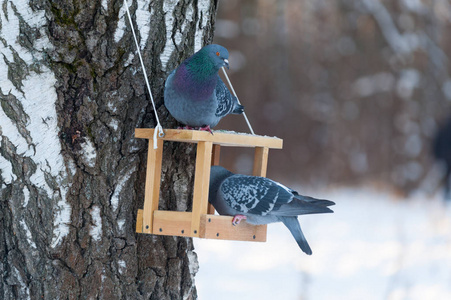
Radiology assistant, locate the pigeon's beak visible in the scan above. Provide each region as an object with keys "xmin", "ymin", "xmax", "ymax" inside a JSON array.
[{"xmin": 224, "ymin": 59, "xmax": 229, "ymax": 69}]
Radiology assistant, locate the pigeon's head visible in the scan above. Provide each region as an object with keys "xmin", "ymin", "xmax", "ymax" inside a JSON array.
[
  {"xmin": 203, "ymin": 44, "xmax": 230, "ymax": 69},
  {"xmin": 209, "ymin": 166, "xmax": 234, "ymax": 204},
  {"xmin": 184, "ymin": 44, "xmax": 230, "ymax": 78},
  {"xmin": 210, "ymin": 165, "xmax": 233, "ymax": 181}
]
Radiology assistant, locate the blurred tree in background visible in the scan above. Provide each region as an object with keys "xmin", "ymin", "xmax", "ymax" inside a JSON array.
[{"xmin": 214, "ymin": 0, "xmax": 451, "ymax": 194}]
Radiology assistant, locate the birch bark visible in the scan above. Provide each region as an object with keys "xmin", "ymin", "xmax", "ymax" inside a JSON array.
[{"xmin": 0, "ymin": 0, "xmax": 217, "ymax": 299}]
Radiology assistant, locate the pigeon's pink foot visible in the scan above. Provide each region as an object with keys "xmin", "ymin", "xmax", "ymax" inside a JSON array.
[
  {"xmin": 199, "ymin": 125, "xmax": 213, "ymax": 135},
  {"xmin": 232, "ymin": 215, "xmax": 247, "ymax": 226},
  {"xmin": 178, "ymin": 125, "xmax": 194, "ymax": 130}
]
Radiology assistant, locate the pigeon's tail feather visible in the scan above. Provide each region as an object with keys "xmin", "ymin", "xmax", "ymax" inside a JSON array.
[
  {"xmin": 279, "ymin": 216, "xmax": 312, "ymax": 255},
  {"xmin": 232, "ymin": 103, "xmax": 244, "ymax": 114},
  {"xmin": 272, "ymin": 199, "xmax": 333, "ymax": 216},
  {"xmin": 295, "ymin": 195, "xmax": 335, "ymax": 207}
]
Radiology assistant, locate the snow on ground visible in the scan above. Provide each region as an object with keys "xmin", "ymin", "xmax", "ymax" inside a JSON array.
[{"xmin": 194, "ymin": 187, "xmax": 451, "ymax": 300}]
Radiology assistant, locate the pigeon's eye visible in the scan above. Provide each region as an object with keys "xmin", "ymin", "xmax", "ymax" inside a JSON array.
[{"xmin": 216, "ymin": 52, "xmax": 220, "ymax": 56}]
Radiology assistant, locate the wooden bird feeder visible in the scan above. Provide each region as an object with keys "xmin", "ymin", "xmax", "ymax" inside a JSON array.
[{"xmin": 135, "ymin": 128, "xmax": 283, "ymax": 242}]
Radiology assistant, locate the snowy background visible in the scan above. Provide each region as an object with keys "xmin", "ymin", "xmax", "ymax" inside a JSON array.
[{"xmin": 194, "ymin": 187, "xmax": 451, "ymax": 300}]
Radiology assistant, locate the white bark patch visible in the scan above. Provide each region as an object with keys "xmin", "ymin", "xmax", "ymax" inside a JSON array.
[
  {"xmin": 0, "ymin": 1, "xmax": 72, "ymax": 248},
  {"xmin": 187, "ymin": 250, "xmax": 199, "ymax": 275},
  {"xmin": 20, "ymin": 219, "xmax": 37, "ymax": 249},
  {"xmin": 101, "ymin": 0, "xmax": 108, "ymax": 12},
  {"xmin": 115, "ymin": 1, "xmax": 131, "ymax": 43},
  {"xmin": 1, "ymin": 1, "xmax": 50, "ymax": 63},
  {"xmin": 0, "ymin": 7, "xmax": 33, "ymax": 156},
  {"xmin": 160, "ymin": 0, "xmax": 211, "ymax": 69},
  {"xmin": 0, "ymin": 118, "xmax": 30, "ymax": 158},
  {"xmin": 81, "ymin": 138, "xmax": 97, "ymax": 168},
  {"xmin": 160, "ymin": 0, "xmax": 178, "ymax": 70},
  {"xmin": 136, "ymin": 0, "xmax": 153, "ymax": 49},
  {"xmin": 183, "ymin": 250, "xmax": 199, "ymax": 300},
  {"xmin": 111, "ymin": 166, "xmax": 137, "ymax": 211},
  {"xmin": 117, "ymin": 219, "xmax": 126, "ymax": 231},
  {"xmin": 12, "ymin": 266, "xmax": 30, "ymax": 299},
  {"xmin": 109, "ymin": 119, "xmax": 119, "ymax": 131},
  {"xmin": 51, "ymin": 195, "xmax": 72, "ymax": 248},
  {"xmin": 124, "ymin": 52, "xmax": 135, "ymax": 67},
  {"xmin": 176, "ymin": 4, "xmax": 194, "ymax": 46},
  {"xmin": 194, "ymin": 0, "xmax": 211, "ymax": 52},
  {"xmin": 21, "ymin": 72, "xmax": 65, "ymax": 176},
  {"xmin": 22, "ymin": 186, "xmax": 30, "ymax": 207},
  {"xmin": 118, "ymin": 260, "xmax": 126, "ymax": 274},
  {"xmin": 107, "ymin": 100, "xmax": 118, "ymax": 113},
  {"xmin": 90, "ymin": 205, "xmax": 103, "ymax": 242},
  {"xmin": 67, "ymin": 158, "xmax": 77, "ymax": 177},
  {"xmin": 117, "ymin": 1, "xmax": 153, "ymax": 48},
  {"xmin": 1, "ymin": 4, "xmax": 20, "ymax": 61},
  {"xmin": 160, "ymin": 0, "xmax": 199, "ymax": 70},
  {"xmin": 0, "ymin": 154, "xmax": 16, "ymax": 184}
]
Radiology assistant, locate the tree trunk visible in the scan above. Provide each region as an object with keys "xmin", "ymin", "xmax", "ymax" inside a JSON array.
[{"xmin": 0, "ymin": 0, "xmax": 217, "ymax": 299}]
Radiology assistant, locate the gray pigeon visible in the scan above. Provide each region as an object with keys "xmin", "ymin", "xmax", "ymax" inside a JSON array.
[
  {"xmin": 209, "ymin": 166, "xmax": 335, "ymax": 255},
  {"xmin": 164, "ymin": 44, "xmax": 244, "ymax": 133}
]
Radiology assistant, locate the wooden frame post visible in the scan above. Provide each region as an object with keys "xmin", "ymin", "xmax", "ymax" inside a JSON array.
[
  {"xmin": 142, "ymin": 138, "xmax": 164, "ymax": 234},
  {"xmin": 211, "ymin": 144, "xmax": 221, "ymax": 165},
  {"xmin": 208, "ymin": 144, "xmax": 221, "ymax": 214},
  {"xmin": 253, "ymin": 146, "xmax": 269, "ymax": 177},
  {"xmin": 191, "ymin": 141, "xmax": 213, "ymax": 237}
]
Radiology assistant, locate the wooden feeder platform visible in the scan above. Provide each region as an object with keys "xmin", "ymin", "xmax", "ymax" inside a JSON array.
[{"xmin": 135, "ymin": 128, "xmax": 283, "ymax": 242}]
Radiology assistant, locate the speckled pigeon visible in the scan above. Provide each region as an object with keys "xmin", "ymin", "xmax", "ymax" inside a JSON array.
[
  {"xmin": 164, "ymin": 44, "xmax": 244, "ymax": 133},
  {"xmin": 209, "ymin": 166, "xmax": 335, "ymax": 255}
]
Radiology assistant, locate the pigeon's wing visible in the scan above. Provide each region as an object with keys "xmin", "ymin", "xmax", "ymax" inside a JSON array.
[
  {"xmin": 219, "ymin": 175, "xmax": 293, "ymax": 216},
  {"xmin": 294, "ymin": 195, "xmax": 335, "ymax": 207},
  {"xmin": 271, "ymin": 197, "xmax": 334, "ymax": 216},
  {"xmin": 214, "ymin": 77, "xmax": 236, "ymax": 117},
  {"xmin": 270, "ymin": 182, "xmax": 334, "ymax": 216},
  {"xmin": 288, "ymin": 187, "xmax": 335, "ymax": 207}
]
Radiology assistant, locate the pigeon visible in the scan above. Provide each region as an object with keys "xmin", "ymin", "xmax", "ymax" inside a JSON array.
[
  {"xmin": 164, "ymin": 44, "xmax": 244, "ymax": 133},
  {"xmin": 208, "ymin": 166, "xmax": 335, "ymax": 255}
]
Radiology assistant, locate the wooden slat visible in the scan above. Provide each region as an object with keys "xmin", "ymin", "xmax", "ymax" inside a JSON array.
[
  {"xmin": 191, "ymin": 141, "xmax": 213, "ymax": 237},
  {"xmin": 152, "ymin": 210, "xmax": 192, "ymax": 237},
  {"xmin": 136, "ymin": 209, "xmax": 143, "ymax": 233},
  {"xmin": 253, "ymin": 146, "xmax": 269, "ymax": 177},
  {"xmin": 207, "ymin": 205, "xmax": 216, "ymax": 215},
  {"xmin": 138, "ymin": 210, "xmax": 267, "ymax": 241},
  {"xmin": 199, "ymin": 215, "xmax": 267, "ymax": 242},
  {"xmin": 207, "ymin": 203, "xmax": 216, "ymax": 215},
  {"xmin": 208, "ymin": 144, "xmax": 221, "ymax": 214},
  {"xmin": 135, "ymin": 128, "xmax": 283, "ymax": 149},
  {"xmin": 211, "ymin": 144, "xmax": 221, "ymax": 165},
  {"xmin": 141, "ymin": 138, "xmax": 163, "ymax": 234}
]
